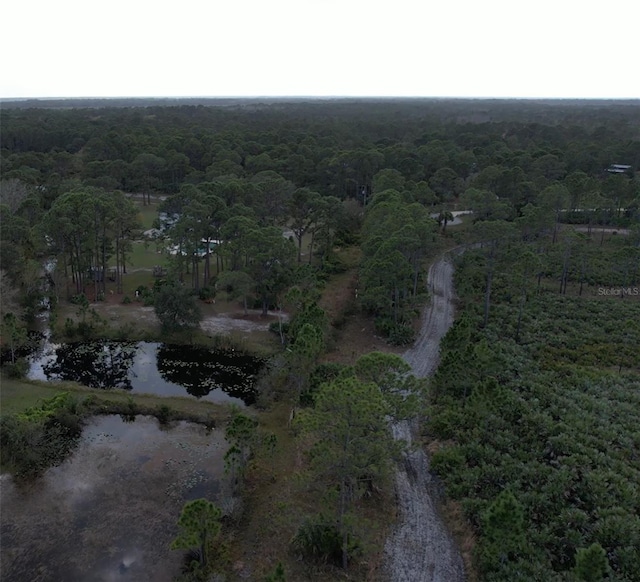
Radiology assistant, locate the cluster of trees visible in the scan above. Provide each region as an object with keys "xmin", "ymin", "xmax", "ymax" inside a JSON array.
[
  {"xmin": 2, "ymin": 99, "xmax": 640, "ymax": 579},
  {"xmin": 2, "ymin": 101, "xmax": 638, "ymax": 321},
  {"xmin": 292, "ymin": 353, "xmax": 423, "ymax": 569},
  {"xmin": 0, "ymin": 179, "xmax": 142, "ymax": 360},
  {"xmin": 359, "ymin": 184, "xmax": 439, "ymax": 343},
  {"xmin": 40, "ymin": 188, "xmax": 140, "ymax": 299},
  {"xmin": 4, "ymin": 101, "xmax": 636, "ymax": 348},
  {"xmin": 461, "ymin": 170, "xmax": 639, "ymax": 230},
  {"xmin": 1, "ymin": 178, "xmax": 50, "ymax": 316},
  {"xmin": 154, "ymin": 178, "xmax": 334, "ymax": 308},
  {"xmin": 452, "ymin": 189, "xmax": 639, "ymax": 333}
]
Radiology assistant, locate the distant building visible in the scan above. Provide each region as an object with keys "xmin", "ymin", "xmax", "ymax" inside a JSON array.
[{"xmin": 606, "ymin": 164, "xmax": 632, "ymax": 174}]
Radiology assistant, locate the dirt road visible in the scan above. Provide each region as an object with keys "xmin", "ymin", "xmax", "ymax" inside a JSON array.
[{"xmin": 384, "ymin": 254, "xmax": 466, "ymax": 582}]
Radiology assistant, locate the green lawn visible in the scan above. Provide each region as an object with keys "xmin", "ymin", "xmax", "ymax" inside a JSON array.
[
  {"xmin": 136, "ymin": 201, "xmax": 161, "ymax": 230},
  {"xmin": 0, "ymin": 377, "xmax": 230, "ymax": 421},
  {"xmin": 127, "ymin": 241, "xmax": 168, "ymax": 270},
  {"xmin": 0, "ymin": 378, "xmax": 62, "ymax": 416}
]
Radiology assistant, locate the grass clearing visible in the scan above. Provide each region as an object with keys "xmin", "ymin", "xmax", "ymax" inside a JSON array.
[
  {"xmin": 0, "ymin": 379, "xmax": 63, "ymax": 416},
  {"xmin": 135, "ymin": 201, "xmax": 161, "ymax": 230},
  {"xmin": 126, "ymin": 240, "xmax": 168, "ymax": 270},
  {"xmin": 0, "ymin": 377, "xmax": 231, "ymax": 424}
]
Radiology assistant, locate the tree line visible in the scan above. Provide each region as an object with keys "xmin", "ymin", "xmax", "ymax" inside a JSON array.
[{"xmin": 2, "ymin": 100, "xmax": 639, "ymax": 204}]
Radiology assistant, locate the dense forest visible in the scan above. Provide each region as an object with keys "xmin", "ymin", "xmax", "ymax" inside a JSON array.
[
  {"xmin": 2, "ymin": 98, "xmax": 639, "ymax": 324},
  {"xmin": 1, "ymin": 98, "xmax": 639, "ymax": 581}
]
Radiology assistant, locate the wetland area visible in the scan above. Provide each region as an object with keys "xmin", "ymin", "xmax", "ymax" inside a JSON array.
[
  {"xmin": 1, "ymin": 333, "xmax": 264, "ymax": 581},
  {"xmin": 1, "ymin": 415, "xmax": 230, "ymax": 582}
]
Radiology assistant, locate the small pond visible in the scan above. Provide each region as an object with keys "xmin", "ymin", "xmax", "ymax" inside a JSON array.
[
  {"xmin": 26, "ymin": 340, "xmax": 264, "ymax": 406},
  {"xmin": 0, "ymin": 415, "xmax": 231, "ymax": 582}
]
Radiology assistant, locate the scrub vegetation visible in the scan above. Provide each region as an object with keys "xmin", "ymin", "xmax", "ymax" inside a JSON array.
[{"xmin": 428, "ymin": 239, "xmax": 640, "ymax": 581}]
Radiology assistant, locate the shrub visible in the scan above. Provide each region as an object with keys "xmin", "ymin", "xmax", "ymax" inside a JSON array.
[
  {"xmin": 198, "ymin": 286, "xmax": 215, "ymax": 301},
  {"xmin": 302, "ymin": 362, "xmax": 351, "ymax": 407},
  {"xmin": 154, "ymin": 282, "xmax": 202, "ymax": 332},
  {"xmin": 114, "ymin": 322, "xmax": 136, "ymax": 340},
  {"xmin": 268, "ymin": 321, "xmax": 289, "ymax": 337},
  {"xmin": 48, "ymin": 407, "xmax": 84, "ymax": 437},
  {"xmin": 574, "ymin": 543, "xmax": 609, "ymax": 582},
  {"xmin": 126, "ymin": 395, "xmax": 136, "ymax": 415},
  {"xmin": 1, "ymin": 393, "xmax": 85, "ymax": 476},
  {"xmin": 70, "ymin": 293, "xmax": 88, "ymax": 305},
  {"xmin": 264, "ymin": 562, "xmax": 286, "ymax": 581},
  {"xmin": 388, "ymin": 323, "xmax": 415, "ymax": 346},
  {"xmin": 64, "ymin": 317, "xmax": 76, "ymax": 337},
  {"xmin": 321, "ymin": 257, "xmax": 348, "ymax": 274},
  {"xmin": 376, "ymin": 318, "xmax": 414, "ymax": 345},
  {"xmin": 156, "ymin": 404, "xmax": 172, "ymax": 425},
  {"xmin": 431, "ymin": 446, "xmax": 467, "ymax": 476},
  {"xmin": 292, "ymin": 515, "xmax": 360, "ymax": 566},
  {"xmin": 374, "ymin": 317, "xmax": 394, "ymax": 336},
  {"xmin": 153, "ymin": 278, "xmax": 169, "ymax": 293},
  {"xmin": 171, "ymin": 499, "xmax": 223, "ymax": 573},
  {"xmin": 4, "ymin": 358, "xmax": 29, "ymax": 379}
]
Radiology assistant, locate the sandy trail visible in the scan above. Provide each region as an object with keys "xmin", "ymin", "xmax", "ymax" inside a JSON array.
[{"xmin": 384, "ymin": 254, "xmax": 466, "ymax": 582}]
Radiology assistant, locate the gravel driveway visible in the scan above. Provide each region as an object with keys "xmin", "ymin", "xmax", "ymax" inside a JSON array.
[{"xmin": 384, "ymin": 254, "xmax": 466, "ymax": 582}]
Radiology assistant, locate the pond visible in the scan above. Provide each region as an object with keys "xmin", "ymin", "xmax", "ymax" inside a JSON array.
[
  {"xmin": 27, "ymin": 340, "xmax": 264, "ymax": 406},
  {"xmin": 0, "ymin": 415, "xmax": 231, "ymax": 582}
]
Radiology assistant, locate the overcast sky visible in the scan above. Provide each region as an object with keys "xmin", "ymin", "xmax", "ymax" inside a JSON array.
[{"xmin": 3, "ymin": 0, "xmax": 639, "ymax": 99}]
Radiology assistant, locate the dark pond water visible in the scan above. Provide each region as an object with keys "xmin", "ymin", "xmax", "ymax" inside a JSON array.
[
  {"xmin": 0, "ymin": 415, "xmax": 230, "ymax": 582},
  {"xmin": 27, "ymin": 340, "xmax": 264, "ymax": 406}
]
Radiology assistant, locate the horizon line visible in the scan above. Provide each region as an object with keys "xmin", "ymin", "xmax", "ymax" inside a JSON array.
[{"xmin": 2, "ymin": 95, "xmax": 639, "ymax": 102}]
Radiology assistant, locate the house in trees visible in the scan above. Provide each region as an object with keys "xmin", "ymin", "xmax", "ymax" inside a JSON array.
[{"xmin": 606, "ymin": 164, "xmax": 632, "ymax": 175}]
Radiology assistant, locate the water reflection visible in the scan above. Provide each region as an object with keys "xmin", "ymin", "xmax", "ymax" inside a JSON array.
[
  {"xmin": 157, "ymin": 344, "xmax": 261, "ymax": 403},
  {"xmin": 43, "ymin": 341, "xmax": 137, "ymax": 390},
  {"xmin": 28, "ymin": 341, "xmax": 263, "ymax": 406}
]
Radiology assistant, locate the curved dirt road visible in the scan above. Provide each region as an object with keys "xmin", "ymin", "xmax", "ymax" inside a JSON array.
[{"xmin": 384, "ymin": 254, "xmax": 466, "ymax": 582}]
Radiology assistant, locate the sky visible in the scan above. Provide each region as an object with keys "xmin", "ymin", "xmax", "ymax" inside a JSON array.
[{"xmin": 3, "ymin": 0, "xmax": 639, "ymax": 100}]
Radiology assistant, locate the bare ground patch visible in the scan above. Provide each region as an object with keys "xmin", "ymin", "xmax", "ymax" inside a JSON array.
[
  {"xmin": 200, "ymin": 309, "xmax": 288, "ymax": 337},
  {"xmin": 58, "ymin": 297, "xmax": 288, "ymax": 347}
]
